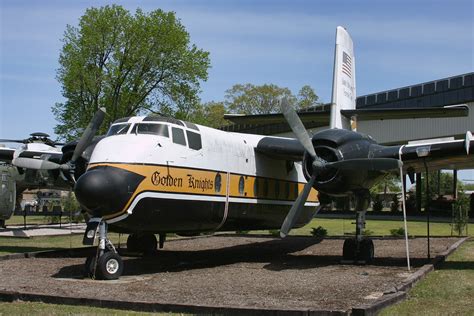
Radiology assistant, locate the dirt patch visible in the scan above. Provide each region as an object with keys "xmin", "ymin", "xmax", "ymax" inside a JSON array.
[{"xmin": 0, "ymin": 235, "xmax": 461, "ymax": 312}]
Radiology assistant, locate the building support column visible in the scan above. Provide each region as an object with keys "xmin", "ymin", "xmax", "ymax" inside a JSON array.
[{"xmin": 416, "ymin": 173, "xmax": 422, "ymax": 213}]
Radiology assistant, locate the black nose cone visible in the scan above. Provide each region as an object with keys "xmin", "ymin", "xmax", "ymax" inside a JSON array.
[{"xmin": 75, "ymin": 166, "xmax": 145, "ymax": 218}]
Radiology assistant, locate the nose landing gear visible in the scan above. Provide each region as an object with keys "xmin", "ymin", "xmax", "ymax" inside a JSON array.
[{"xmin": 83, "ymin": 218, "xmax": 124, "ymax": 280}]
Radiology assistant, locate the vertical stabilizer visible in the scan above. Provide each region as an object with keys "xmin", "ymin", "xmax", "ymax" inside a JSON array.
[{"xmin": 329, "ymin": 26, "xmax": 356, "ymax": 130}]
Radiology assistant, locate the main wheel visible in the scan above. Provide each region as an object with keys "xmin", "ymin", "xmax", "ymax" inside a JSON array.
[
  {"xmin": 140, "ymin": 233, "xmax": 158, "ymax": 255},
  {"xmin": 342, "ymin": 238, "xmax": 357, "ymax": 261},
  {"xmin": 97, "ymin": 251, "xmax": 123, "ymax": 280},
  {"xmin": 360, "ymin": 239, "xmax": 375, "ymax": 263},
  {"xmin": 127, "ymin": 234, "xmax": 139, "ymax": 252}
]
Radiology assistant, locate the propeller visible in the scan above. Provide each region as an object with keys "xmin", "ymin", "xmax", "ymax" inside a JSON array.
[
  {"xmin": 11, "ymin": 108, "xmax": 106, "ymax": 179},
  {"xmin": 279, "ymin": 98, "xmax": 401, "ymax": 237},
  {"xmin": 0, "ymin": 133, "xmax": 64, "ymax": 146}
]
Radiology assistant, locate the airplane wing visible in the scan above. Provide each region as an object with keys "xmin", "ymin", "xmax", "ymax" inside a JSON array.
[
  {"xmin": 256, "ymin": 132, "xmax": 474, "ymax": 172},
  {"xmin": 372, "ymin": 132, "xmax": 474, "ymax": 172}
]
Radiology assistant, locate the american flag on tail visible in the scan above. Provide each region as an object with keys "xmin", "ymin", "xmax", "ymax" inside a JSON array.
[{"xmin": 342, "ymin": 51, "xmax": 352, "ymax": 78}]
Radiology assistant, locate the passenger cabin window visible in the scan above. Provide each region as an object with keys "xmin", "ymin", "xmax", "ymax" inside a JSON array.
[
  {"xmin": 186, "ymin": 131, "xmax": 202, "ymax": 150},
  {"xmin": 172, "ymin": 127, "xmax": 186, "ymax": 146},
  {"xmin": 184, "ymin": 121, "xmax": 199, "ymax": 131},
  {"xmin": 131, "ymin": 123, "xmax": 169, "ymax": 137},
  {"xmin": 106, "ymin": 124, "xmax": 131, "ymax": 136}
]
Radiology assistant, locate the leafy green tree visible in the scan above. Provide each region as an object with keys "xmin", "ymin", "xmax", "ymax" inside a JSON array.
[
  {"xmin": 224, "ymin": 83, "xmax": 295, "ymax": 115},
  {"xmin": 370, "ymin": 174, "xmax": 401, "ymax": 196},
  {"xmin": 420, "ymin": 171, "xmax": 461, "ymax": 200},
  {"xmin": 53, "ymin": 5, "xmax": 210, "ymax": 140},
  {"xmin": 297, "ymin": 85, "xmax": 320, "ymax": 109},
  {"xmin": 190, "ymin": 101, "xmax": 229, "ymax": 128}
]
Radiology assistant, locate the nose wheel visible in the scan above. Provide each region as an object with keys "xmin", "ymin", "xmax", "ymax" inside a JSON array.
[{"xmin": 83, "ymin": 219, "xmax": 124, "ymax": 280}]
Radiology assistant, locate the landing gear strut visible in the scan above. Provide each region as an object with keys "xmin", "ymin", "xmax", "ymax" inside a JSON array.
[
  {"xmin": 342, "ymin": 191, "xmax": 375, "ymax": 263},
  {"xmin": 83, "ymin": 219, "xmax": 123, "ymax": 280}
]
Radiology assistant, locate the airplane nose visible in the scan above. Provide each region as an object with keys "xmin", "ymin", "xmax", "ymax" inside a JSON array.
[{"xmin": 74, "ymin": 166, "xmax": 145, "ymax": 218}]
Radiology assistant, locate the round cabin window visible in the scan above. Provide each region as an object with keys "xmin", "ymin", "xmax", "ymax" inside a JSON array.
[
  {"xmin": 214, "ymin": 173, "xmax": 222, "ymax": 193},
  {"xmin": 238, "ymin": 176, "xmax": 245, "ymax": 195}
]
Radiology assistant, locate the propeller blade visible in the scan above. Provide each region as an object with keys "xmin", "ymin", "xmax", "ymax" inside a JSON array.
[
  {"xmin": 0, "ymin": 139, "xmax": 25, "ymax": 144},
  {"xmin": 326, "ymin": 158, "xmax": 402, "ymax": 171},
  {"xmin": 280, "ymin": 174, "xmax": 316, "ymax": 238},
  {"xmin": 280, "ymin": 98, "xmax": 317, "ymax": 159},
  {"xmin": 71, "ymin": 107, "xmax": 106, "ymax": 163},
  {"xmin": 12, "ymin": 157, "xmax": 61, "ymax": 170}
]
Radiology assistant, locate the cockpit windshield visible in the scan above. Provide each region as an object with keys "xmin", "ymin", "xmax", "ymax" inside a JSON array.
[
  {"xmin": 106, "ymin": 123, "xmax": 131, "ymax": 136},
  {"xmin": 131, "ymin": 123, "xmax": 169, "ymax": 137}
]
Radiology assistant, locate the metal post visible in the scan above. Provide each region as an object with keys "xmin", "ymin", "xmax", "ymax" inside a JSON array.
[
  {"xmin": 398, "ymin": 145, "xmax": 411, "ymax": 272},
  {"xmin": 424, "ymin": 160, "xmax": 431, "ymax": 259},
  {"xmin": 416, "ymin": 173, "xmax": 422, "ymax": 213},
  {"xmin": 23, "ymin": 209, "xmax": 26, "ymax": 230},
  {"xmin": 453, "ymin": 170, "xmax": 458, "ymax": 200}
]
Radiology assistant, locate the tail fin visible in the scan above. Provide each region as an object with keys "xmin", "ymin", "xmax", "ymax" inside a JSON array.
[{"xmin": 329, "ymin": 26, "xmax": 356, "ymax": 130}]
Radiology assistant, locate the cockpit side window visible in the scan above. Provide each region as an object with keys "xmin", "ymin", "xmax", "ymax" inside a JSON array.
[
  {"xmin": 186, "ymin": 131, "xmax": 202, "ymax": 150},
  {"xmin": 106, "ymin": 123, "xmax": 131, "ymax": 136},
  {"xmin": 171, "ymin": 127, "xmax": 186, "ymax": 146},
  {"xmin": 131, "ymin": 123, "xmax": 169, "ymax": 137}
]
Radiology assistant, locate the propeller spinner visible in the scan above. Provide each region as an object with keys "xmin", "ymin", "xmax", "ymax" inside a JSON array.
[{"xmin": 279, "ymin": 99, "xmax": 401, "ymax": 238}]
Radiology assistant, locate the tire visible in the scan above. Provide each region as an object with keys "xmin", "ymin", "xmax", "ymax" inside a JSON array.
[
  {"xmin": 360, "ymin": 239, "xmax": 375, "ymax": 263},
  {"xmin": 127, "ymin": 234, "xmax": 139, "ymax": 252},
  {"xmin": 97, "ymin": 251, "xmax": 123, "ymax": 280},
  {"xmin": 84, "ymin": 255, "xmax": 97, "ymax": 278},
  {"xmin": 342, "ymin": 238, "xmax": 357, "ymax": 261},
  {"xmin": 140, "ymin": 233, "xmax": 158, "ymax": 255}
]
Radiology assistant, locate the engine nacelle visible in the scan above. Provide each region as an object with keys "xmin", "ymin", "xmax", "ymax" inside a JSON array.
[{"xmin": 303, "ymin": 129, "xmax": 385, "ymax": 196}]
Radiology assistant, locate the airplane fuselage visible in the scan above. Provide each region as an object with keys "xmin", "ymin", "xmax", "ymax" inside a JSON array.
[{"xmin": 75, "ymin": 116, "xmax": 319, "ymax": 234}]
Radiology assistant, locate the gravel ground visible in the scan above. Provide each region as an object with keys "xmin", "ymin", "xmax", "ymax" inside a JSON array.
[{"xmin": 0, "ymin": 235, "xmax": 461, "ymax": 312}]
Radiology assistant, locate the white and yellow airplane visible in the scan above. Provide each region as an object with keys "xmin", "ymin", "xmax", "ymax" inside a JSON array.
[{"xmin": 1, "ymin": 27, "xmax": 473, "ymax": 280}]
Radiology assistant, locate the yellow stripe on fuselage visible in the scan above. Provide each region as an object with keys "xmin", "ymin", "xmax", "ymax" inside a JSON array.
[{"xmin": 87, "ymin": 163, "xmax": 318, "ymax": 220}]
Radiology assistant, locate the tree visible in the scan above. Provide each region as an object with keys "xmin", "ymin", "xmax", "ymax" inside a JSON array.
[
  {"xmin": 370, "ymin": 174, "xmax": 401, "ymax": 196},
  {"xmin": 420, "ymin": 171, "xmax": 461, "ymax": 199},
  {"xmin": 53, "ymin": 5, "xmax": 210, "ymax": 140},
  {"xmin": 190, "ymin": 101, "xmax": 229, "ymax": 128},
  {"xmin": 297, "ymin": 85, "xmax": 320, "ymax": 109}
]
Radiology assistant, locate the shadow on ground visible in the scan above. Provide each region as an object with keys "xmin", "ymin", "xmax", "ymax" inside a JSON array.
[{"xmin": 52, "ymin": 236, "xmax": 433, "ymax": 279}]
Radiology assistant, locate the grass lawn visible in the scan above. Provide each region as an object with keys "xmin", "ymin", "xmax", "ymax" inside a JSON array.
[
  {"xmin": 0, "ymin": 218, "xmax": 472, "ymax": 314},
  {"xmin": 0, "ymin": 301, "xmax": 168, "ymax": 315},
  {"xmin": 0, "ymin": 233, "xmax": 123, "ymax": 256},
  {"xmin": 5, "ymin": 215, "xmax": 75, "ymax": 226},
  {"xmin": 280, "ymin": 217, "xmax": 472, "ymax": 237},
  {"xmin": 380, "ymin": 239, "xmax": 474, "ymax": 315},
  {"xmin": 1, "ymin": 217, "xmax": 471, "ymax": 256}
]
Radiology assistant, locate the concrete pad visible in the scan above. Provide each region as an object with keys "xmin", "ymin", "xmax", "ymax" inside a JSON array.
[{"xmin": 0, "ymin": 223, "xmax": 86, "ymax": 238}]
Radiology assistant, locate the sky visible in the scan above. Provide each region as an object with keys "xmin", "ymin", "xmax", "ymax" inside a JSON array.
[{"xmin": 0, "ymin": 0, "xmax": 473, "ymax": 179}]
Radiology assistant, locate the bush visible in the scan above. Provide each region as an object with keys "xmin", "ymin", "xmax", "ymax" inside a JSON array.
[
  {"xmin": 372, "ymin": 198, "xmax": 383, "ymax": 212},
  {"xmin": 452, "ymin": 191, "xmax": 469, "ymax": 236},
  {"xmin": 390, "ymin": 195, "xmax": 399, "ymax": 213},
  {"xmin": 268, "ymin": 229, "xmax": 280, "ymax": 237},
  {"xmin": 390, "ymin": 227, "xmax": 405, "ymax": 237},
  {"xmin": 311, "ymin": 226, "xmax": 327, "ymax": 238},
  {"xmin": 363, "ymin": 229, "xmax": 374, "ymax": 236}
]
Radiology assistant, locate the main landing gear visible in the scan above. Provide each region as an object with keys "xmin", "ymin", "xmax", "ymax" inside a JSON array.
[
  {"xmin": 126, "ymin": 232, "xmax": 164, "ymax": 254},
  {"xmin": 83, "ymin": 219, "xmax": 124, "ymax": 280},
  {"xmin": 342, "ymin": 190, "xmax": 375, "ymax": 263}
]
